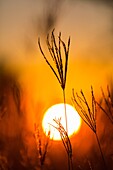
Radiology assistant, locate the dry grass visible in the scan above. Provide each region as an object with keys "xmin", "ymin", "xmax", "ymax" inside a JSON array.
[
  {"xmin": 38, "ymin": 29, "xmax": 70, "ymax": 90},
  {"xmin": 38, "ymin": 30, "xmax": 73, "ymax": 170},
  {"xmin": 96, "ymin": 86, "xmax": 113, "ymax": 124},
  {"xmin": 72, "ymin": 86, "xmax": 107, "ymax": 170},
  {"xmin": 38, "ymin": 29, "xmax": 70, "ymax": 132},
  {"xmin": 50, "ymin": 118, "xmax": 73, "ymax": 170},
  {"xmin": 34, "ymin": 123, "xmax": 50, "ymax": 169},
  {"xmin": 38, "ymin": 30, "xmax": 113, "ymax": 169},
  {"xmin": 72, "ymin": 86, "xmax": 96, "ymax": 133}
]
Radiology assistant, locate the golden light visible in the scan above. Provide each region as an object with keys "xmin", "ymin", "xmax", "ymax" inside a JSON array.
[{"xmin": 42, "ymin": 103, "xmax": 82, "ymax": 140}]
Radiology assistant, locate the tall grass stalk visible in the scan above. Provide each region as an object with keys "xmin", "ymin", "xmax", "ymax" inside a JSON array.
[
  {"xmin": 38, "ymin": 29, "xmax": 70, "ymax": 132},
  {"xmin": 38, "ymin": 30, "xmax": 72, "ymax": 170},
  {"xmin": 50, "ymin": 118, "xmax": 73, "ymax": 170},
  {"xmin": 34, "ymin": 123, "xmax": 50, "ymax": 170},
  {"xmin": 96, "ymin": 86, "xmax": 113, "ymax": 124},
  {"xmin": 63, "ymin": 88, "xmax": 68, "ymax": 133},
  {"xmin": 72, "ymin": 87, "xmax": 107, "ymax": 170}
]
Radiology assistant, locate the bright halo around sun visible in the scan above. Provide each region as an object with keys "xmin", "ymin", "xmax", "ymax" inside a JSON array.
[{"xmin": 42, "ymin": 103, "xmax": 82, "ymax": 140}]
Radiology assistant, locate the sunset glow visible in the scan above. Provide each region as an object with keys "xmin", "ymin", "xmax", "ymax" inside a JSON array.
[
  {"xmin": 42, "ymin": 103, "xmax": 82, "ymax": 140},
  {"xmin": 1, "ymin": 1, "xmax": 113, "ymax": 169}
]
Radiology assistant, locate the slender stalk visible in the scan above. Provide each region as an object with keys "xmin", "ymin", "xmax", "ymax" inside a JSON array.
[
  {"xmin": 67, "ymin": 157, "xmax": 73, "ymax": 170},
  {"xmin": 38, "ymin": 30, "xmax": 72, "ymax": 170},
  {"xmin": 63, "ymin": 89, "xmax": 68, "ymax": 134},
  {"xmin": 95, "ymin": 132, "xmax": 107, "ymax": 170},
  {"xmin": 96, "ymin": 101, "xmax": 113, "ymax": 124},
  {"xmin": 96, "ymin": 86, "xmax": 113, "ymax": 124},
  {"xmin": 69, "ymin": 157, "xmax": 73, "ymax": 170},
  {"xmin": 72, "ymin": 87, "xmax": 107, "ymax": 170},
  {"xmin": 34, "ymin": 124, "xmax": 50, "ymax": 170},
  {"xmin": 63, "ymin": 89, "xmax": 73, "ymax": 170},
  {"xmin": 51, "ymin": 118, "xmax": 73, "ymax": 170},
  {"xmin": 68, "ymin": 157, "xmax": 71, "ymax": 170}
]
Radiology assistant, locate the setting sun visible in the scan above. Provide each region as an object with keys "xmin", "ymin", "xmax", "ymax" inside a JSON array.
[{"xmin": 42, "ymin": 103, "xmax": 82, "ymax": 140}]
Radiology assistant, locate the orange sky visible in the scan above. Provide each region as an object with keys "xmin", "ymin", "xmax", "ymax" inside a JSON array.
[
  {"xmin": 0, "ymin": 2, "xmax": 113, "ymax": 170},
  {"xmin": 0, "ymin": 0, "xmax": 113, "ymax": 127}
]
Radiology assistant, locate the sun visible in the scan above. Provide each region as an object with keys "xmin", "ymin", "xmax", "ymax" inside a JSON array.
[{"xmin": 42, "ymin": 103, "xmax": 82, "ymax": 140}]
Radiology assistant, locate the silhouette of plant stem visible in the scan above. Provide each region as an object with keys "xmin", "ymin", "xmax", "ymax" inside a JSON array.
[
  {"xmin": 96, "ymin": 86, "xmax": 113, "ymax": 124},
  {"xmin": 38, "ymin": 29, "xmax": 72, "ymax": 169},
  {"xmin": 95, "ymin": 132, "xmax": 106, "ymax": 169},
  {"xmin": 34, "ymin": 123, "xmax": 50, "ymax": 170},
  {"xmin": 72, "ymin": 87, "xmax": 107, "ymax": 170},
  {"xmin": 50, "ymin": 118, "xmax": 73, "ymax": 170},
  {"xmin": 63, "ymin": 89, "xmax": 68, "ymax": 133},
  {"xmin": 38, "ymin": 29, "xmax": 70, "ymax": 91},
  {"xmin": 38, "ymin": 30, "xmax": 70, "ymax": 128}
]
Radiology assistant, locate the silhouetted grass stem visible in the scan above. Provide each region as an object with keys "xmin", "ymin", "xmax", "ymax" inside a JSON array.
[
  {"xmin": 95, "ymin": 133, "xmax": 107, "ymax": 170},
  {"xmin": 38, "ymin": 30, "xmax": 72, "ymax": 170},
  {"xmin": 72, "ymin": 87, "xmax": 108, "ymax": 170},
  {"xmin": 63, "ymin": 89, "xmax": 73, "ymax": 170},
  {"xmin": 63, "ymin": 89, "xmax": 68, "ymax": 134},
  {"xmin": 51, "ymin": 119, "xmax": 73, "ymax": 170}
]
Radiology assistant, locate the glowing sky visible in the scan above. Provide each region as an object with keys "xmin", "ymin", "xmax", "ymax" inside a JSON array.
[
  {"xmin": 0, "ymin": 0, "xmax": 113, "ymax": 112},
  {"xmin": 0, "ymin": 1, "xmax": 113, "ymax": 170}
]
